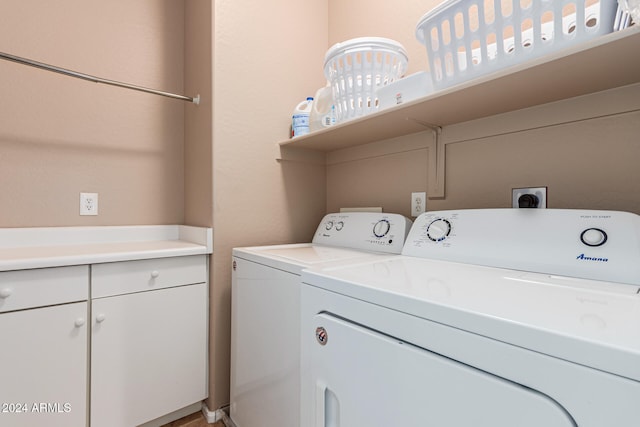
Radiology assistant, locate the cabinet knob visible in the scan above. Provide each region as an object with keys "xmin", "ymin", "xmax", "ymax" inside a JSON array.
[
  {"xmin": 150, "ymin": 270, "xmax": 160, "ymax": 279},
  {"xmin": 0, "ymin": 288, "xmax": 12, "ymax": 299},
  {"xmin": 74, "ymin": 318, "xmax": 86, "ymax": 327},
  {"xmin": 96, "ymin": 313, "xmax": 106, "ymax": 323}
]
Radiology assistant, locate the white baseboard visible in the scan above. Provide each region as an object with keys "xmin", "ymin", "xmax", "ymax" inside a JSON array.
[
  {"xmin": 201, "ymin": 403, "xmax": 235, "ymax": 426},
  {"xmin": 201, "ymin": 403, "xmax": 220, "ymax": 422}
]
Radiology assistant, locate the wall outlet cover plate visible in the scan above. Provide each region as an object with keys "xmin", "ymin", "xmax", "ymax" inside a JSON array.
[
  {"xmin": 411, "ymin": 192, "xmax": 426, "ymax": 217},
  {"xmin": 80, "ymin": 192, "xmax": 99, "ymax": 216}
]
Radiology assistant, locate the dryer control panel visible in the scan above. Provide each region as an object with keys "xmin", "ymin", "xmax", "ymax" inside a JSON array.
[
  {"xmin": 313, "ymin": 213, "xmax": 412, "ymax": 255},
  {"xmin": 402, "ymin": 209, "xmax": 640, "ymax": 286}
]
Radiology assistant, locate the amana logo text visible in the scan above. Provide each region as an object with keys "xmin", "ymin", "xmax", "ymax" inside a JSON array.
[{"xmin": 576, "ymin": 253, "xmax": 609, "ymax": 262}]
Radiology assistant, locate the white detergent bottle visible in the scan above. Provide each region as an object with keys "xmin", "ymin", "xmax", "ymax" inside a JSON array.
[
  {"xmin": 292, "ymin": 97, "xmax": 313, "ymax": 138},
  {"xmin": 309, "ymin": 86, "xmax": 336, "ymax": 132}
]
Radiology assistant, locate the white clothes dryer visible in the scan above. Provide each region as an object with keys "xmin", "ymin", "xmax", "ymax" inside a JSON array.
[
  {"xmin": 230, "ymin": 212, "xmax": 412, "ymax": 427},
  {"xmin": 301, "ymin": 209, "xmax": 640, "ymax": 427}
]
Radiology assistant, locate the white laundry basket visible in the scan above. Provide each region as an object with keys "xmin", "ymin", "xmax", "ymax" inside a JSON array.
[
  {"xmin": 323, "ymin": 37, "xmax": 408, "ymax": 123},
  {"xmin": 416, "ymin": 0, "xmax": 618, "ymax": 90}
]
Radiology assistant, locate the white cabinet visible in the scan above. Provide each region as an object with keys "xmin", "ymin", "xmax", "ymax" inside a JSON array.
[
  {"xmin": 0, "ymin": 226, "xmax": 212, "ymax": 427},
  {"xmin": 90, "ymin": 255, "xmax": 208, "ymax": 427},
  {"xmin": 0, "ymin": 266, "xmax": 89, "ymax": 427}
]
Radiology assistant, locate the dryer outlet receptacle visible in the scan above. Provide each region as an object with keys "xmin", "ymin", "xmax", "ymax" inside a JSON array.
[{"xmin": 512, "ymin": 187, "xmax": 547, "ymax": 209}]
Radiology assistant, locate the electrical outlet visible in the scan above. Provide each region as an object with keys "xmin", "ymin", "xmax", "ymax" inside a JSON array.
[
  {"xmin": 512, "ymin": 187, "xmax": 547, "ymax": 209},
  {"xmin": 411, "ymin": 192, "xmax": 426, "ymax": 217},
  {"xmin": 80, "ymin": 192, "xmax": 99, "ymax": 216}
]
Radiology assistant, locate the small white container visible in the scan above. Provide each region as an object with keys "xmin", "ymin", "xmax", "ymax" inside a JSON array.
[
  {"xmin": 416, "ymin": 0, "xmax": 619, "ymax": 90},
  {"xmin": 376, "ymin": 71, "xmax": 433, "ymax": 110},
  {"xmin": 292, "ymin": 97, "xmax": 314, "ymax": 138},
  {"xmin": 309, "ymin": 86, "xmax": 336, "ymax": 132}
]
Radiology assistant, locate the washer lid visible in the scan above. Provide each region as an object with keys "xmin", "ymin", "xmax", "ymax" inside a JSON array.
[
  {"xmin": 302, "ymin": 256, "xmax": 640, "ymax": 382},
  {"xmin": 233, "ymin": 243, "xmax": 397, "ymax": 276},
  {"xmin": 249, "ymin": 244, "xmax": 375, "ymax": 264}
]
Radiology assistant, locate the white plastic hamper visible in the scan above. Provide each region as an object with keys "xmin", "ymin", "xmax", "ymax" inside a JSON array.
[
  {"xmin": 416, "ymin": 0, "xmax": 618, "ymax": 90},
  {"xmin": 323, "ymin": 37, "xmax": 408, "ymax": 123}
]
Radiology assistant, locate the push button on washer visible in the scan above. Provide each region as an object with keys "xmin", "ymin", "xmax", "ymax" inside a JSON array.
[{"xmin": 580, "ymin": 228, "xmax": 607, "ymax": 247}]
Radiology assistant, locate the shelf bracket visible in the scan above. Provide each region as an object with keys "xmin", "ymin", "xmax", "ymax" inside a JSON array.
[
  {"xmin": 429, "ymin": 125, "xmax": 445, "ymax": 199},
  {"xmin": 408, "ymin": 118, "xmax": 445, "ymax": 199}
]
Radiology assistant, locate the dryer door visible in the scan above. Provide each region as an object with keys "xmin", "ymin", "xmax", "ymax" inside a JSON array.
[{"xmin": 307, "ymin": 313, "xmax": 576, "ymax": 427}]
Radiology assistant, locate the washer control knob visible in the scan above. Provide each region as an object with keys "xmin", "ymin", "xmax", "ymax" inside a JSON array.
[
  {"xmin": 335, "ymin": 221, "xmax": 344, "ymax": 231},
  {"xmin": 427, "ymin": 219, "xmax": 451, "ymax": 242},
  {"xmin": 373, "ymin": 219, "xmax": 391, "ymax": 238},
  {"xmin": 581, "ymin": 228, "xmax": 607, "ymax": 247},
  {"xmin": 325, "ymin": 221, "xmax": 334, "ymax": 231}
]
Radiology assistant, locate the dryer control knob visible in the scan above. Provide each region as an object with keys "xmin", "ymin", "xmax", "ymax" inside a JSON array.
[
  {"xmin": 373, "ymin": 219, "xmax": 391, "ymax": 238},
  {"xmin": 581, "ymin": 228, "xmax": 607, "ymax": 247},
  {"xmin": 325, "ymin": 221, "xmax": 334, "ymax": 231},
  {"xmin": 426, "ymin": 218, "xmax": 451, "ymax": 242}
]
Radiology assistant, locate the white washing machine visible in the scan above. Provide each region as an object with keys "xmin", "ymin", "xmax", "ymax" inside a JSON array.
[
  {"xmin": 230, "ymin": 212, "xmax": 412, "ymax": 427},
  {"xmin": 301, "ymin": 209, "xmax": 640, "ymax": 427}
]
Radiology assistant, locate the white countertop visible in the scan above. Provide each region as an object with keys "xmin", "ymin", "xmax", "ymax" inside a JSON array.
[{"xmin": 0, "ymin": 225, "xmax": 213, "ymax": 271}]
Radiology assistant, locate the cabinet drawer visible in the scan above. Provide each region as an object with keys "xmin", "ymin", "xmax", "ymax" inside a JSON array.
[
  {"xmin": 0, "ymin": 266, "xmax": 89, "ymax": 313},
  {"xmin": 92, "ymin": 255, "xmax": 207, "ymax": 298}
]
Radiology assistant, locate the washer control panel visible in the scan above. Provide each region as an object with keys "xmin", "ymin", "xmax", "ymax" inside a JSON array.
[
  {"xmin": 313, "ymin": 212, "xmax": 413, "ymax": 254},
  {"xmin": 373, "ymin": 219, "xmax": 391, "ymax": 238},
  {"xmin": 402, "ymin": 209, "xmax": 640, "ymax": 286},
  {"xmin": 426, "ymin": 218, "xmax": 452, "ymax": 242}
]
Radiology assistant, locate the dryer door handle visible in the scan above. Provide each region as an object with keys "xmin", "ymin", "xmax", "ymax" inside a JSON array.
[{"xmin": 316, "ymin": 382, "xmax": 340, "ymax": 427}]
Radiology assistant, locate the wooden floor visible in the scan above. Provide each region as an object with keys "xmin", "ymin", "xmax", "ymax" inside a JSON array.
[{"xmin": 160, "ymin": 410, "xmax": 224, "ymax": 427}]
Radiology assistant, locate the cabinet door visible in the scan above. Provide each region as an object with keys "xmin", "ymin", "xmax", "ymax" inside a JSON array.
[
  {"xmin": 91, "ymin": 283, "xmax": 207, "ymax": 427},
  {"xmin": 0, "ymin": 302, "xmax": 88, "ymax": 427}
]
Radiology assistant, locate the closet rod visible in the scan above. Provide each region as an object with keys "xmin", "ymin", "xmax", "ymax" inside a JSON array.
[{"xmin": 0, "ymin": 51, "xmax": 200, "ymax": 104}]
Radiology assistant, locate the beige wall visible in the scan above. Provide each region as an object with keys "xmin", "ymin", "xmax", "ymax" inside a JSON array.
[
  {"xmin": 327, "ymin": 85, "xmax": 640, "ymax": 217},
  {"xmin": 209, "ymin": 0, "xmax": 328, "ymax": 408},
  {"xmin": 185, "ymin": 0, "xmax": 213, "ymax": 228},
  {"xmin": 428, "ymin": 87, "xmax": 640, "ymax": 213},
  {"xmin": 326, "ymin": 133, "xmax": 430, "ymax": 215},
  {"xmin": 0, "ymin": 1, "xmax": 187, "ymax": 227}
]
